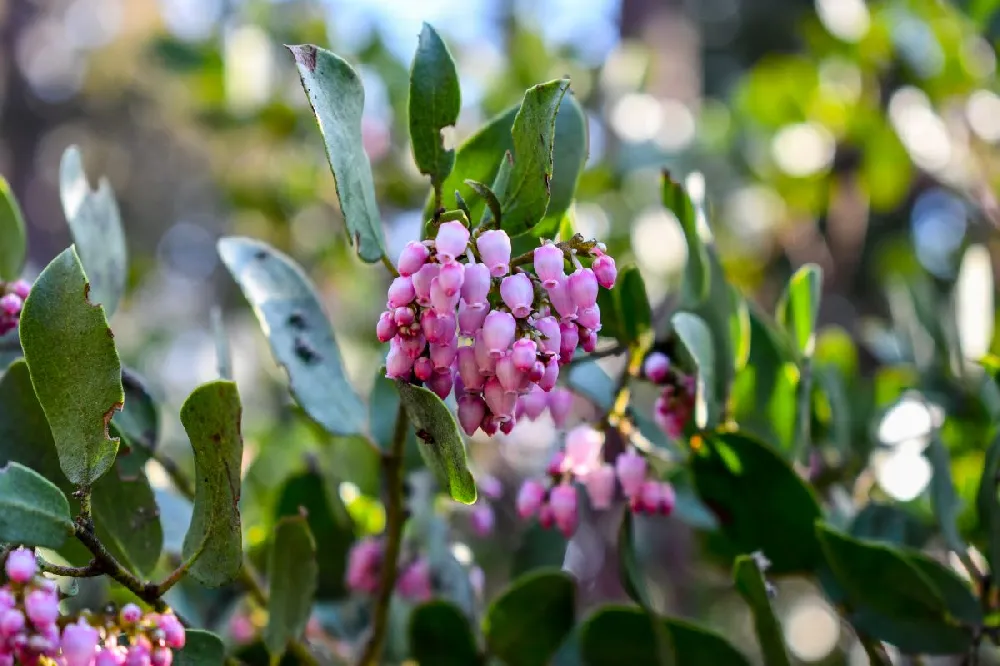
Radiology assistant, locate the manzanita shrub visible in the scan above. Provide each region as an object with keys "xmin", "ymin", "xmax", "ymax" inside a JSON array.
[{"xmin": 1, "ymin": 20, "xmax": 1000, "ymax": 666}]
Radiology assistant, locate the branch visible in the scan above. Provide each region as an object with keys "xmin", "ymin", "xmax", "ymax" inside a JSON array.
[
  {"xmin": 37, "ymin": 557, "xmax": 102, "ymax": 578},
  {"xmin": 72, "ymin": 520, "xmax": 166, "ymax": 611},
  {"xmin": 564, "ymin": 345, "xmax": 626, "ymax": 368},
  {"xmin": 358, "ymin": 406, "xmax": 409, "ymax": 666}
]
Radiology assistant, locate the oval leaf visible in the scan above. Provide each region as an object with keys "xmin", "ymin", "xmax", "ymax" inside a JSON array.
[
  {"xmin": 218, "ymin": 237, "xmax": 365, "ymax": 436},
  {"xmin": 409, "ymin": 23, "xmax": 461, "ymax": 187},
  {"xmin": 91, "ymin": 461, "xmax": 164, "ymax": 577},
  {"xmin": 180, "ymin": 380, "xmax": 243, "ymax": 587},
  {"xmin": 978, "ymin": 429, "xmax": 1000, "ymax": 588},
  {"xmin": 671, "ymin": 312, "xmax": 716, "ymax": 429},
  {"xmin": 535, "ymin": 93, "xmax": 587, "ymax": 236},
  {"xmin": 733, "ymin": 555, "xmax": 791, "ymax": 666},
  {"xmin": 287, "ymin": 45, "xmax": 387, "ymax": 263},
  {"xmin": 174, "ymin": 630, "xmax": 226, "ymax": 666},
  {"xmin": 775, "ymin": 264, "xmax": 822, "ymax": 358},
  {"xmin": 19, "ymin": 246, "xmax": 123, "ymax": 487},
  {"xmin": 0, "ymin": 176, "xmax": 26, "ymax": 282},
  {"xmin": 484, "ymin": 569, "xmax": 576, "ymax": 666},
  {"xmin": 394, "ymin": 379, "xmax": 476, "ymax": 504},
  {"xmin": 662, "ymin": 171, "xmax": 709, "ymax": 305},
  {"xmin": 59, "ymin": 146, "xmax": 127, "ymax": 317},
  {"xmin": 265, "ymin": 515, "xmax": 318, "ymax": 658},
  {"xmin": 410, "ymin": 600, "xmax": 480, "ymax": 666},
  {"xmin": 0, "ymin": 462, "xmax": 74, "ymax": 549}
]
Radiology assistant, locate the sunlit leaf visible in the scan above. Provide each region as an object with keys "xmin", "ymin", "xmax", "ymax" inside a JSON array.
[
  {"xmin": 775, "ymin": 263, "xmax": 822, "ymax": 358},
  {"xmin": 0, "ymin": 176, "xmax": 26, "ymax": 282},
  {"xmin": 408, "ymin": 23, "xmax": 461, "ymax": 188}
]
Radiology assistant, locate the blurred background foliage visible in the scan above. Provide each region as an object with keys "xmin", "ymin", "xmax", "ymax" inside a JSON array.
[{"xmin": 7, "ymin": 0, "xmax": 1000, "ymax": 662}]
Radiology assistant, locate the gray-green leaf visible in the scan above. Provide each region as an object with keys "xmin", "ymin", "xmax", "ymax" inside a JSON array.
[
  {"xmin": 0, "ymin": 176, "xmax": 26, "ymax": 282},
  {"xmin": 59, "ymin": 146, "xmax": 127, "ymax": 316},
  {"xmin": 408, "ymin": 23, "xmax": 461, "ymax": 187},
  {"xmin": 19, "ymin": 246, "xmax": 123, "ymax": 486},
  {"xmin": 0, "ymin": 462, "xmax": 74, "ymax": 549},
  {"xmin": 180, "ymin": 380, "xmax": 243, "ymax": 587},
  {"xmin": 484, "ymin": 569, "xmax": 576, "ymax": 666},
  {"xmin": 288, "ymin": 45, "xmax": 387, "ymax": 263},
  {"xmin": 265, "ymin": 515, "xmax": 319, "ymax": 658},
  {"xmin": 174, "ymin": 630, "xmax": 226, "ymax": 666},
  {"xmin": 218, "ymin": 237, "xmax": 365, "ymax": 436}
]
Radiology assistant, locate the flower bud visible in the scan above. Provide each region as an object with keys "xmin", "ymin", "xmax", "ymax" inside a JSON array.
[
  {"xmin": 516, "ymin": 479, "xmax": 546, "ymax": 518},
  {"xmin": 474, "ymin": 331, "xmax": 497, "ymax": 376},
  {"xmin": 615, "ymin": 449, "xmax": 647, "ymax": 498},
  {"xmin": 563, "ymin": 425, "xmax": 602, "ymax": 476},
  {"xmin": 457, "ymin": 393, "xmax": 487, "ymax": 436},
  {"xmin": 482, "ymin": 311, "xmax": 516, "ymax": 358},
  {"xmin": 125, "ymin": 644, "xmax": 151, "ymax": 666},
  {"xmin": 438, "ymin": 261, "xmax": 465, "ymax": 297},
  {"xmin": 346, "ymin": 537, "xmax": 383, "ymax": 594},
  {"xmin": 24, "ymin": 589, "xmax": 58, "ymax": 627},
  {"xmin": 539, "ymin": 356, "xmax": 560, "ymax": 392},
  {"xmin": 158, "ymin": 613, "xmax": 186, "ymax": 649},
  {"xmin": 548, "ymin": 388, "xmax": 573, "ymax": 428},
  {"xmin": 458, "ymin": 299, "xmax": 488, "ymax": 336},
  {"xmin": 534, "ymin": 316, "xmax": 561, "ymax": 356},
  {"xmin": 397, "ymin": 558, "xmax": 433, "ymax": 602},
  {"xmin": 9, "ymin": 281, "xmax": 30, "ymax": 301},
  {"xmin": 568, "ymin": 268, "xmax": 599, "ymax": 309},
  {"xmin": 95, "ymin": 647, "xmax": 127, "ymax": 666},
  {"xmin": 471, "ymin": 503, "xmax": 495, "ymax": 536},
  {"xmin": 385, "ymin": 341, "xmax": 414, "ymax": 379},
  {"xmin": 518, "ymin": 385, "xmax": 548, "ymax": 420},
  {"xmin": 0, "ymin": 609, "xmax": 23, "ymax": 637},
  {"xmin": 435, "ymin": 221, "xmax": 470, "ymax": 264},
  {"xmin": 430, "ymin": 339, "xmax": 458, "ymax": 371},
  {"xmin": 549, "ymin": 484, "xmax": 578, "ymax": 536},
  {"xmin": 399, "ymin": 333, "xmax": 427, "ymax": 359},
  {"xmin": 477, "ymin": 230, "xmax": 512, "ymax": 277},
  {"xmin": 533, "ymin": 243, "xmax": 565, "ymax": 288},
  {"xmin": 559, "ymin": 321, "xmax": 579, "ymax": 361},
  {"xmin": 644, "ymin": 352, "xmax": 670, "ymax": 384},
  {"xmin": 62, "ymin": 618, "xmax": 100, "ymax": 666},
  {"xmin": 426, "ymin": 370, "xmax": 454, "ymax": 400},
  {"xmin": 0, "ymin": 295, "xmax": 21, "ymax": 317},
  {"xmin": 484, "ymin": 377, "xmax": 515, "ymax": 420},
  {"xmin": 581, "ymin": 329, "xmax": 598, "ymax": 353},
  {"xmin": 457, "ymin": 346, "xmax": 484, "ymax": 391},
  {"xmin": 393, "ymin": 306, "xmax": 416, "ymax": 329},
  {"xmin": 121, "ymin": 603, "xmax": 142, "ymax": 625},
  {"xmin": 577, "ymin": 305, "xmax": 601, "ymax": 331},
  {"xmin": 387, "ymin": 276, "xmax": 415, "ymax": 309},
  {"xmin": 5, "ymin": 548, "xmax": 35, "ymax": 583},
  {"xmin": 479, "ymin": 474, "xmax": 503, "ymax": 500},
  {"xmin": 430, "ymin": 277, "xmax": 460, "ymax": 313},
  {"xmin": 528, "ymin": 361, "xmax": 545, "ymax": 383},
  {"xmin": 412, "ymin": 263, "xmax": 440, "ymax": 306},
  {"xmin": 538, "ymin": 502, "xmax": 555, "ymax": 529},
  {"xmin": 500, "ymin": 273, "xmax": 534, "ymax": 319},
  {"xmin": 461, "ymin": 262, "xmax": 491, "ymax": 306},
  {"xmin": 592, "ymin": 253, "xmax": 617, "ymax": 289},
  {"xmin": 397, "ymin": 241, "xmax": 430, "ymax": 277},
  {"xmin": 151, "ymin": 647, "xmax": 174, "ymax": 666},
  {"xmin": 376, "ymin": 311, "xmax": 397, "ymax": 343},
  {"xmin": 413, "ymin": 356, "xmax": 434, "ymax": 382},
  {"xmin": 511, "ymin": 338, "xmax": 537, "ymax": 371},
  {"xmin": 480, "ymin": 415, "xmax": 499, "ymax": 436},
  {"xmin": 583, "ymin": 464, "xmax": 616, "ymax": 510},
  {"xmin": 547, "ymin": 276, "xmax": 578, "ymax": 320}
]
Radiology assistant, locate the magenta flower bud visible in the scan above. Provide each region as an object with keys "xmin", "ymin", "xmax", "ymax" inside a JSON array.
[
  {"xmin": 484, "ymin": 377, "xmax": 507, "ymax": 418},
  {"xmin": 347, "ymin": 538, "xmax": 383, "ymax": 594},
  {"xmin": 412, "ymin": 263, "xmax": 440, "ymax": 306},
  {"xmin": 534, "ymin": 316, "xmax": 561, "ymax": 356},
  {"xmin": 528, "ymin": 361, "xmax": 545, "ymax": 383},
  {"xmin": 457, "ymin": 346, "xmax": 484, "ymax": 391},
  {"xmin": 435, "ymin": 221, "xmax": 470, "ymax": 264},
  {"xmin": 385, "ymin": 341, "xmax": 415, "ymax": 379},
  {"xmin": 399, "ymin": 333, "xmax": 427, "ymax": 359},
  {"xmin": 158, "ymin": 613, "xmax": 186, "ymax": 649},
  {"xmin": 414, "ymin": 356, "xmax": 434, "ymax": 382},
  {"xmin": 477, "ymin": 230, "xmax": 512, "ymax": 277},
  {"xmin": 376, "ymin": 311, "xmax": 397, "ymax": 343},
  {"xmin": 471, "ymin": 503, "xmax": 495, "ymax": 537},
  {"xmin": 563, "ymin": 424, "xmax": 602, "ymax": 476},
  {"xmin": 430, "ymin": 277, "xmax": 461, "ymax": 314},
  {"xmin": 615, "ymin": 449, "xmax": 647, "ymax": 498},
  {"xmin": 577, "ymin": 305, "xmax": 601, "ymax": 331},
  {"xmin": 533, "ymin": 243, "xmax": 565, "ymax": 288},
  {"xmin": 397, "ymin": 241, "xmax": 430, "ymax": 276},
  {"xmin": 632, "ymin": 480, "xmax": 662, "ymax": 515},
  {"xmin": 592, "ymin": 253, "xmax": 617, "ymax": 289},
  {"xmin": 387, "ymin": 276, "xmax": 416, "ymax": 308},
  {"xmin": 0, "ymin": 589, "xmax": 14, "ymax": 610},
  {"xmin": 474, "ymin": 331, "xmax": 497, "ymax": 376},
  {"xmin": 547, "ymin": 275, "xmax": 578, "ymax": 320},
  {"xmin": 500, "ymin": 418, "xmax": 517, "ymax": 434},
  {"xmin": 394, "ymin": 306, "xmax": 416, "ymax": 329},
  {"xmin": 151, "ymin": 647, "xmax": 173, "ymax": 666},
  {"xmin": 644, "ymin": 352, "xmax": 670, "ymax": 384},
  {"xmin": 426, "ymin": 370, "xmax": 454, "ymax": 400},
  {"xmin": 124, "ymin": 644, "xmax": 151, "ymax": 666},
  {"xmin": 516, "ymin": 479, "xmax": 546, "ymax": 518},
  {"xmin": 457, "ymin": 393, "xmax": 486, "ymax": 436},
  {"xmin": 511, "ymin": 338, "xmax": 537, "ymax": 371},
  {"xmin": 63, "ymin": 619, "xmax": 100, "ymax": 666},
  {"xmin": 559, "ymin": 321, "xmax": 579, "ymax": 360},
  {"xmin": 657, "ymin": 481, "xmax": 677, "ymax": 515},
  {"xmin": 24, "ymin": 589, "xmax": 58, "ymax": 627},
  {"xmin": 438, "ymin": 261, "xmax": 465, "ymax": 297},
  {"xmin": 430, "ymin": 339, "xmax": 458, "ymax": 371},
  {"xmin": 420, "ymin": 310, "xmax": 441, "ymax": 343},
  {"xmin": 539, "ymin": 356, "xmax": 560, "ymax": 392},
  {"xmin": 478, "ymin": 474, "xmax": 503, "ymax": 500},
  {"xmin": 518, "ymin": 384, "xmax": 548, "ymax": 420},
  {"xmin": 9, "ymin": 281, "xmax": 30, "ymax": 301},
  {"xmin": 458, "ymin": 299, "xmax": 489, "ymax": 336},
  {"xmin": 583, "ymin": 464, "xmax": 616, "ymax": 510},
  {"xmin": 0, "ymin": 609, "xmax": 24, "ymax": 637},
  {"xmin": 547, "ymin": 450, "xmax": 566, "ymax": 476},
  {"xmin": 500, "ymin": 273, "xmax": 534, "ymax": 319},
  {"xmin": 548, "ymin": 388, "xmax": 573, "ymax": 428},
  {"xmin": 549, "ymin": 484, "xmax": 578, "ymax": 536},
  {"xmin": 5, "ymin": 548, "xmax": 35, "ymax": 583},
  {"xmin": 0, "ymin": 295, "xmax": 21, "ymax": 317},
  {"xmin": 568, "ymin": 268, "xmax": 599, "ymax": 309},
  {"xmin": 95, "ymin": 647, "xmax": 126, "ymax": 666},
  {"xmin": 538, "ymin": 503, "xmax": 555, "ymax": 529},
  {"xmin": 461, "ymin": 262, "xmax": 491, "ymax": 306},
  {"xmin": 482, "ymin": 310, "xmax": 516, "ymax": 358},
  {"xmin": 397, "ymin": 558, "xmax": 433, "ymax": 602},
  {"xmin": 495, "ymin": 354, "xmax": 524, "ymax": 393},
  {"xmin": 121, "ymin": 603, "xmax": 142, "ymax": 625},
  {"xmin": 581, "ymin": 329, "xmax": 598, "ymax": 353},
  {"xmin": 480, "ymin": 415, "xmax": 499, "ymax": 436}
]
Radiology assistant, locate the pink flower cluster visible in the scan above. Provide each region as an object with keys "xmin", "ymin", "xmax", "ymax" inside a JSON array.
[
  {"xmin": 0, "ymin": 281, "xmax": 30, "ymax": 337},
  {"xmin": 644, "ymin": 352, "xmax": 696, "ymax": 438},
  {"xmin": 378, "ymin": 222, "xmax": 617, "ymax": 436},
  {"xmin": 0, "ymin": 548, "xmax": 184, "ymax": 666},
  {"xmin": 345, "ymin": 538, "xmax": 433, "ymax": 603},
  {"xmin": 515, "ymin": 426, "xmax": 676, "ymax": 536}
]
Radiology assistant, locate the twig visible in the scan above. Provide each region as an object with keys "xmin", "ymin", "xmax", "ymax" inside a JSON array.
[
  {"xmin": 37, "ymin": 558, "xmax": 102, "ymax": 578},
  {"xmin": 564, "ymin": 345, "xmax": 625, "ymax": 367},
  {"xmin": 358, "ymin": 406, "xmax": 409, "ymax": 666},
  {"xmin": 72, "ymin": 521, "xmax": 166, "ymax": 611}
]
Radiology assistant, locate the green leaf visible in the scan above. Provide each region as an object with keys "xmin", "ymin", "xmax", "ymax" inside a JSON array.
[
  {"xmin": 287, "ymin": 45, "xmax": 388, "ymax": 263},
  {"xmin": 690, "ymin": 431, "xmax": 822, "ymax": 574},
  {"xmin": 534, "ymin": 93, "xmax": 587, "ymax": 236},
  {"xmin": 595, "ymin": 266, "xmax": 651, "ymax": 349},
  {"xmin": 494, "ymin": 79, "xmax": 570, "ymax": 236},
  {"xmin": 662, "ymin": 171, "xmax": 709, "ymax": 304},
  {"xmin": 91, "ymin": 462, "xmax": 163, "ymax": 576},
  {"xmin": 394, "ymin": 379, "xmax": 476, "ymax": 504},
  {"xmin": 408, "ymin": 23, "xmax": 461, "ymax": 187},
  {"xmin": 180, "ymin": 380, "xmax": 243, "ymax": 587},
  {"xmin": 579, "ymin": 606, "xmax": 751, "ymax": 666},
  {"xmin": 218, "ymin": 237, "xmax": 365, "ymax": 436},
  {"xmin": 59, "ymin": 146, "xmax": 127, "ymax": 316},
  {"xmin": 670, "ymin": 312, "xmax": 716, "ymax": 429},
  {"xmin": 174, "ymin": 630, "xmax": 226, "ymax": 666},
  {"xmin": 618, "ymin": 513, "xmax": 654, "ymax": 610},
  {"xmin": 977, "ymin": 429, "xmax": 1000, "ymax": 587},
  {"xmin": 775, "ymin": 264, "xmax": 822, "ymax": 358},
  {"xmin": 19, "ymin": 246, "xmax": 124, "ymax": 486},
  {"xmin": 464, "ymin": 180, "xmax": 503, "ymax": 227},
  {"xmin": 410, "ymin": 601, "xmax": 480, "ymax": 666},
  {"xmin": 0, "ymin": 462, "xmax": 73, "ymax": 549},
  {"xmin": 368, "ymin": 373, "xmax": 422, "ymax": 473},
  {"xmin": 512, "ymin": 523, "xmax": 567, "ymax": 577},
  {"xmin": 849, "ymin": 502, "xmax": 931, "ymax": 548},
  {"xmin": 275, "ymin": 470, "xmax": 354, "ymax": 600},
  {"xmin": 926, "ymin": 436, "xmax": 969, "ymax": 561},
  {"xmin": 113, "ymin": 367, "xmax": 160, "ymax": 478},
  {"xmin": 733, "ymin": 556, "xmax": 791, "ymax": 666},
  {"xmin": 265, "ymin": 515, "xmax": 318, "ymax": 659},
  {"xmin": 484, "ymin": 569, "xmax": 575, "ymax": 666},
  {"xmin": 907, "ymin": 552, "xmax": 982, "ymax": 626},
  {"xmin": 0, "ymin": 176, "xmax": 26, "ymax": 281}
]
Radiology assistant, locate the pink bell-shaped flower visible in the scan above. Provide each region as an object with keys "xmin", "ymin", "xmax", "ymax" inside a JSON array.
[
  {"xmin": 516, "ymin": 479, "xmax": 546, "ymax": 518},
  {"xmin": 457, "ymin": 393, "xmax": 487, "ymax": 436},
  {"xmin": 426, "ymin": 370, "xmax": 454, "ymax": 400},
  {"xmin": 413, "ymin": 357, "xmax": 435, "ymax": 382},
  {"xmin": 438, "ymin": 261, "xmax": 465, "ymax": 297},
  {"xmin": 412, "ymin": 263, "xmax": 440, "ymax": 307},
  {"xmin": 644, "ymin": 352, "xmax": 670, "ymax": 384},
  {"xmin": 615, "ymin": 449, "xmax": 647, "ymax": 498},
  {"xmin": 376, "ymin": 311, "xmax": 397, "ymax": 343},
  {"xmin": 477, "ymin": 230, "xmax": 512, "ymax": 277},
  {"xmin": 500, "ymin": 273, "xmax": 534, "ymax": 318},
  {"xmin": 461, "ymin": 262, "xmax": 491, "ymax": 306},
  {"xmin": 563, "ymin": 425, "xmax": 603, "ymax": 476},
  {"xmin": 548, "ymin": 484, "xmax": 578, "ymax": 536},
  {"xmin": 568, "ymin": 268, "xmax": 599, "ymax": 309},
  {"xmin": 592, "ymin": 252, "xmax": 617, "ymax": 289},
  {"xmin": 435, "ymin": 221, "xmax": 470, "ymax": 264},
  {"xmin": 482, "ymin": 310, "xmax": 516, "ymax": 358},
  {"xmin": 397, "ymin": 241, "xmax": 430, "ymax": 277},
  {"xmin": 547, "ymin": 275, "xmax": 578, "ymax": 320},
  {"xmin": 533, "ymin": 243, "xmax": 565, "ymax": 288},
  {"xmin": 458, "ymin": 299, "xmax": 489, "ymax": 336},
  {"xmin": 510, "ymin": 338, "xmax": 537, "ymax": 371},
  {"xmin": 518, "ymin": 384, "xmax": 548, "ymax": 420},
  {"xmin": 582, "ymin": 464, "xmax": 616, "ymax": 510},
  {"xmin": 539, "ymin": 356, "xmax": 560, "ymax": 392},
  {"xmin": 457, "ymin": 346, "xmax": 484, "ymax": 391},
  {"xmin": 534, "ymin": 316, "xmax": 561, "ymax": 356},
  {"xmin": 387, "ymin": 276, "xmax": 416, "ymax": 309},
  {"xmin": 547, "ymin": 388, "xmax": 573, "ymax": 428}
]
